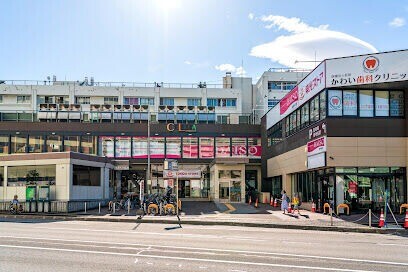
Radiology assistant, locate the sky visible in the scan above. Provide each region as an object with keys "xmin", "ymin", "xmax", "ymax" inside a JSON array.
[{"xmin": 0, "ymin": 0, "xmax": 407, "ymax": 84}]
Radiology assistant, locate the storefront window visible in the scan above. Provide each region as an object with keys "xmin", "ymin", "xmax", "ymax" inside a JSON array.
[
  {"xmin": 199, "ymin": 137, "xmax": 214, "ymax": 158},
  {"xmin": 296, "ymin": 109, "xmax": 301, "ymax": 130},
  {"xmin": 81, "ymin": 136, "xmax": 97, "ymax": 154},
  {"xmin": 99, "ymin": 136, "xmax": 114, "ymax": 157},
  {"xmin": 132, "ymin": 137, "xmax": 148, "ymax": 158},
  {"xmin": 319, "ymin": 91, "xmax": 326, "ymax": 119},
  {"xmin": 64, "ymin": 136, "xmax": 80, "ymax": 152},
  {"xmin": 166, "ymin": 137, "xmax": 181, "ymax": 158},
  {"xmin": 343, "ymin": 90, "xmax": 358, "ymax": 116},
  {"xmin": 0, "ymin": 135, "xmax": 9, "ymax": 155},
  {"xmin": 73, "ymin": 165, "xmax": 100, "ymax": 186},
  {"xmin": 11, "ymin": 135, "xmax": 27, "ymax": 153},
  {"xmin": 28, "ymin": 136, "xmax": 43, "ymax": 153},
  {"xmin": 8, "ymin": 165, "xmax": 56, "ymax": 186},
  {"xmin": 375, "ymin": 91, "xmax": 389, "ymax": 117},
  {"xmin": 46, "ymin": 135, "xmax": 62, "ymax": 152},
  {"xmin": 301, "ymin": 103, "xmax": 309, "ymax": 128},
  {"xmin": 231, "ymin": 137, "xmax": 247, "ymax": 157},
  {"xmin": 216, "ymin": 137, "xmax": 230, "ymax": 158},
  {"xmin": 150, "ymin": 137, "xmax": 165, "ymax": 158},
  {"xmin": 390, "ymin": 91, "xmax": 404, "ymax": 117},
  {"xmin": 310, "ymin": 95, "xmax": 319, "ymax": 122},
  {"xmin": 0, "ymin": 166, "xmax": 3, "ymax": 186},
  {"xmin": 248, "ymin": 137, "xmax": 261, "ymax": 158},
  {"xmin": 328, "ymin": 89, "xmax": 343, "ymax": 116},
  {"xmin": 182, "ymin": 137, "xmax": 198, "ymax": 158},
  {"xmin": 115, "ymin": 137, "xmax": 131, "ymax": 158},
  {"xmin": 359, "ymin": 90, "xmax": 374, "ymax": 117}
]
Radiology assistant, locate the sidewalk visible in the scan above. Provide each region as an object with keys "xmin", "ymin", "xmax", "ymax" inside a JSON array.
[{"xmin": 1, "ymin": 202, "xmax": 407, "ymax": 235}]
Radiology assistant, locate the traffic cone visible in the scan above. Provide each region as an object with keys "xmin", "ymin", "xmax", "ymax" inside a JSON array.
[
  {"xmin": 273, "ymin": 198, "xmax": 278, "ymax": 207},
  {"xmin": 287, "ymin": 202, "xmax": 292, "ymax": 213},
  {"xmin": 254, "ymin": 197, "xmax": 259, "ymax": 208},
  {"xmin": 311, "ymin": 202, "xmax": 316, "ymax": 213},
  {"xmin": 248, "ymin": 196, "xmax": 252, "ymax": 205},
  {"xmin": 404, "ymin": 210, "xmax": 408, "ymax": 229},
  {"xmin": 270, "ymin": 197, "xmax": 273, "ymax": 206},
  {"xmin": 378, "ymin": 209, "xmax": 385, "ymax": 228}
]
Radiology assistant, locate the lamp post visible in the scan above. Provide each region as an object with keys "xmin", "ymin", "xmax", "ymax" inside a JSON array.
[{"xmin": 146, "ymin": 111, "xmax": 151, "ymax": 195}]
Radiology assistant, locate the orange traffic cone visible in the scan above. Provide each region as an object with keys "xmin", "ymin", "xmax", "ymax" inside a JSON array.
[
  {"xmin": 404, "ymin": 210, "xmax": 408, "ymax": 229},
  {"xmin": 254, "ymin": 198, "xmax": 259, "ymax": 208},
  {"xmin": 273, "ymin": 198, "xmax": 278, "ymax": 207},
  {"xmin": 270, "ymin": 197, "xmax": 273, "ymax": 206},
  {"xmin": 248, "ymin": 196, "xmax": 252, "ymax": 205},
  {"xmin": 287, "ymin": 203, "xmax": 292, "ymax": 213},
  {"xmin": 378, "ymin": 209, "xmax": 385, "ymax": 228},
  {"xmin": 311, "ymin": 202, "xmax": 316, "ymax": 213}
]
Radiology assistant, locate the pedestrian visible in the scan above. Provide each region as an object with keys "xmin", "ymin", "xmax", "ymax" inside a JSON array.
[
  {"xmin": 293, "ymin": 193, "xmax": 300, "ymax": 214},
  {"xmin": 281, "ymin": 190, "xmax": 289, "ymax": 214}
]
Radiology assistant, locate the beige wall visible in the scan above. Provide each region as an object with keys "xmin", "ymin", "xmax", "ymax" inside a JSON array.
[{"xmin": 210, "ymin": 163, "xmax": 246, "ymax": 203}]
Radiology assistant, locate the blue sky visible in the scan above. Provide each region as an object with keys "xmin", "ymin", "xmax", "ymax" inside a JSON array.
[{"xmin": 0, "ymin": 0, "xmax": 407, "ymax": 83}]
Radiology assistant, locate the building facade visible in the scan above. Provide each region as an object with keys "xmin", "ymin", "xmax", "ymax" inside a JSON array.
[{"xmin": 262, "ymin": 50, "xmax": 408, "ymax": 213}]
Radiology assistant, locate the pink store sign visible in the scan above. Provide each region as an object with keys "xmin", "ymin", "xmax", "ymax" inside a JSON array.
[{"xmin": 307, "ymin": 136, "xmax": 326, "ymax": 156}]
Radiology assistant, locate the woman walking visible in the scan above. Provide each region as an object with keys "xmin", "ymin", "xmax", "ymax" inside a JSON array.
[{"xmin": 281, "ymin": 190, "xmax": 289, "ymax": 214}]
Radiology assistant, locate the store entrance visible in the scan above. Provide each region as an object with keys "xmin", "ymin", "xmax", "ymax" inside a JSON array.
[{"xmin": 120, "ymin": 170, "xmax": 145, "ymax": 199}]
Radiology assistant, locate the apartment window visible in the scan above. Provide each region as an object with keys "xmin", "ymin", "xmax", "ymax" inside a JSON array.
[
  {"xmin": 123, "ymin": 97, "xmax": 154, "ymax": 105},
  {"xmin": 140, "ymin": 97, "xmax": 154, "ymax": 105},
  {"xmin": 268, "ymin": 82, "xmax": 281, "ymax": 90},
  {"xmin": 17, "ymin": 95, "xmax": 31, "ymax": 104},
  {"xmin": 207, "ymin": 98, "xmax": 236, "ymax": 107},
  {"xmin": 268, "ymin": 99, "xmax": 280, "ymax": 109},
  {"xmin": 37, "ymin": 96, "xmax": 69, "ymax": 104},
  {"xmin": 104, "ymin": 97, "xmax": 119, "ymax": 105},
  {"xmin": 160, "ymin": 97, "xmax": 174, "ymax": 106},
  {"xmin": 75, "ymin": 96, "xmax": 90, "ymax": 104},
  {"xmin": 0, "ymin": 95, "xmax": 3, "ymax": 103},
  {"xmin": 187, "ymin": 98, "xmax": 201, "ymax": 106}
]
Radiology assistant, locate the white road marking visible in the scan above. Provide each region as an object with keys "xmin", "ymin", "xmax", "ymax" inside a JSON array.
[
  {"xmin": 1, "ymin": 235, "xmax": 407, "ymax": 267},
  {"xmin": 146, "ymin": 262, "xmax": 153, "ymax": 265},
  {"xmin": 199, "ymin": 266, "xmax": 207, "ymax": 269},
  {"xmin": 0, "ymin": 244, "xmax": 380, "ymax": 272},
  {"xmin": 134, "ymin": 259, "xmax": 138, "ymax": 263},
  {"xmin": 230, "ymin": 270, "xmax": 247, "ymax": 272}
]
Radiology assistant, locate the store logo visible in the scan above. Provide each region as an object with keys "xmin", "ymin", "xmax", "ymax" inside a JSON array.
[
  {"xmin": 166, "ymin": 123, "xmax": 197, "ymax": 133},
  {"xmin": 363, "ymin": 56, "xmax": 379, "ymax": 73},
  {"xmin": 329, "ymin": 96, "xmax": 341, "ymax": 109}
]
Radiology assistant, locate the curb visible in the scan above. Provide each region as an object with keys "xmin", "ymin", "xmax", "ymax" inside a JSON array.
[{"xmin": 1, "ymin": 214, "xmax": 406, "ymax": 235}]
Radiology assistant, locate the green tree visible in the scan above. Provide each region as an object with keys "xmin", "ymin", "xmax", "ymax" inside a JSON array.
[{"xmin": 26, "ymin": 169, "xmax": 40, "ymax": 185}]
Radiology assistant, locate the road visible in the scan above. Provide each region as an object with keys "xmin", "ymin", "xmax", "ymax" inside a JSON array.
[{"xmin": 0, "ymin": 218, "xmax": 407, "ymax": 272}]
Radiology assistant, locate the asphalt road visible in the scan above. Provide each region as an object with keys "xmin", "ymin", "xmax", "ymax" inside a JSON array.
[{"xmin": 0, "ymin": 219, "xmax": 407, "ymax": 272}]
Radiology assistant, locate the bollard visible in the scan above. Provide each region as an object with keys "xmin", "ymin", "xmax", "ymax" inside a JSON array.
[
  {"xmin": 113, "ymin": 202, "xmax": 116, "ymax": 214},
  {"xmin": 330, "ymin": 207, "xmax": 333, "ymax": 226},
  {"xmin": 99, "ymin": 202, "xmax": 101, "ymax": 214},
  {"xmin": 369, "ymin": 209, "xmax": 372, "ymax": 228},
  {"xmin": 84, "ymin": 202, "xmax": 87, "ymax": 213},
  {"xmin": 127, "ymin": 200, "xmax": 130, "ymax": 215}
]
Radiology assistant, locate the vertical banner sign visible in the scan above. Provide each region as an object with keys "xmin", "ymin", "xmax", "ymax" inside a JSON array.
[{"xmin": 139, "ymin": 181, "xmax": 144, "ymax": 203}]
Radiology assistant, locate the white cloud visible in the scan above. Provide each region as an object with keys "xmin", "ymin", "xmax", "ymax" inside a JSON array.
[
  {"xmin": 184, "ymin": 60, "xmax": 192, "ymax": 65},
  {"xmin": 184, "ymin": 60, "xmax": 210, "ymax": 68},
  {"xmin": 250, "ymin": 15, "xmax": 377, "ymax": 69},
  {"xmin": 389, "ymin": 17, "xmax": 406, "ymax": 28},
  {"xmin": 215, "ymin": 63, "xmax": 246, "ymax": 76},
  {"xmin": 248, "ymin": 13, "xmax": 254, "ymax": 20}
]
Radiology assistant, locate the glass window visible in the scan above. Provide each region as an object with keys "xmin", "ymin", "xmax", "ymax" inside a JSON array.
[
  {"xmin": 248, "ymin": 137, "xmax": 261, "ymax": 158},
  {"xmin": 160, "ymin": 98, "xmax": 174, "ymax": 106},
  {"xmin": 375, "ymin": 91, "xmax": 389, "ymax": 117},
  {"xmin": 150, "ymin": 137, "xmax": 165, "ymax": 158},
  {"xmin": 8, "ymin": 165, "xmax": 56, "ymax": 186},
  {"xmin": 11, "ymin": 135, "xmax": 27, "ymax": 153},
  {"xmin": 73, "ymin": 165, "xmax": 100, "ymax": 186},
  {"xmin": 115, "ymin": 137, "xmax": 131, "ymax": 158},
  {"xmin": 296, "ymin": 109, "xmax": 301, "ymax": 130},
  {"xmin": 28, "ymin": 136, "xmax": 43, "ymax": 153},
  {"xmin": 0, "ymin": 95, "xmax": 3, "ymax": 103},
  {"xmin": 166, "ymin": 137, "xmax": 181, "ymax": 158},
  {"xmin": 0, "ymin": 135, "xmax": 9, "ymax": 155},
  {"xmin": 81, "ymin": 136, "xmax": 97, "ymax": 154},
  {"xmin": 63, "ymin": 136, "xmax": 79, "ymax": 152},
  {"xmin": 343, "ymin": 90, "xmax": 358, "ymax": 116},
  {"xmin": 216, "ymin": 137, "xmax": 230, "ymax": 157},
  {"xmin": 207, "ymin": 98, "xmax": 236, "ymax": 107},
  {"xmin": 104, "ymin": 97, "xmax": 119, "ymax": 105},
  {"xmin": 182, "ymin": 137, "xmax": 198, "ymax": 158},
  {"xmin": 268, "ymin": 99, "xmax": 280, "ymax": 109},
  {"xmin": 132, "ymin": 137, "xmax": 148, "ymax": 158},
  {"xmin": 231, "ymin": 137, "xmax": 247, "ymax": 157},
  {"xmin": 328, "ymin": 90, "xmax": 343, "ymax": 116},
  {"xmin": 75, "ymin": 96, "xmax": 90, "ymax": 104},
  {"xmin": 124, "ymin": 97, "xmax": 139, "ymax": 105},
  {"xmin": 310, "ymin": 95, "xmax": 320, "ymax": 122},
  {"xmin": 187, "ymin": 98, "xmax": 201, "ymax": 106},
  {"xmin": 284, "ymin": 118, "xmax": 290, "ymax": 137},
  {"xmin": 17, "ymin": 95, "xmax": 31, "ymax": 104},
  {"xmin": 319, "ymin": 91, "xmax": 326, "ymax": 119},
  {"xmin": 390, "ymin": 91, "xmax": 404, "ymax": 116},
  {"xmin": 0, "ymin": 166, "xmax": 3, "ymax": 186},
  {"xmin": 289, "ymin": 112, "xmax": 296, "ymax": 134},
  {"xmin": 199, "ymin": 137, "xmax": 214, "ymax": 158},
  {"xmin": 268, "ymin": 81, "xmax": 281, "ymax": 90},
  {"xmin": 99, "ymin": 136, "xmax": 114, "ymax": 157},
  {"xmin": 46, "ymin": 135, "xmax": 62, "ymax": 152},
  {"xmin": 359, "ymin": 90, "xmax": 374, "ymax": 117},
  {"xmin": 301, "ymin": 103, "xmax": 309, "ymax": 128}
]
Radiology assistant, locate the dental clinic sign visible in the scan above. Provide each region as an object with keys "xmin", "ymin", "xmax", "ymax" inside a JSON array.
[
  {"xmin": 279, "ymin": 62, "xmax": 326, "ymax": 118},
  {"xmin": 326, "ymin": 50, "xmax": 408, "ymax": 87}
]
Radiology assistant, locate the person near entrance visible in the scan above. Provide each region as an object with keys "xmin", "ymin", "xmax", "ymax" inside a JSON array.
[
  {"xmin": 292, "ymin": 193, "xmax": 301, "ymax": 214},
  {"xmin": 281, "ymin": 190, "xmax": 289, "ymax": 214}
]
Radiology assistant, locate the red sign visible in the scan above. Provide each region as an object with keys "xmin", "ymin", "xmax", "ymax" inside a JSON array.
[
  {"xmin": 348, "ymin": 181, "xmax": 357, "ymax": 195},
  {"xmin": 307, "ymin": 136, "xmax": 326, "ymax": 156},
  {"xmin": 280, "ymin": 86, "xmax": 299, "ymax": 115}
]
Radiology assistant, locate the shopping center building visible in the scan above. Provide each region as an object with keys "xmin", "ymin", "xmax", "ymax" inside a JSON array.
[
  {"xmin": 0, "ymin": 73, "xmax": 267, "ymax": 209},
  {"xmin": 262, "ymin": 50, "xmax": 408, "ymax": 213}
]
